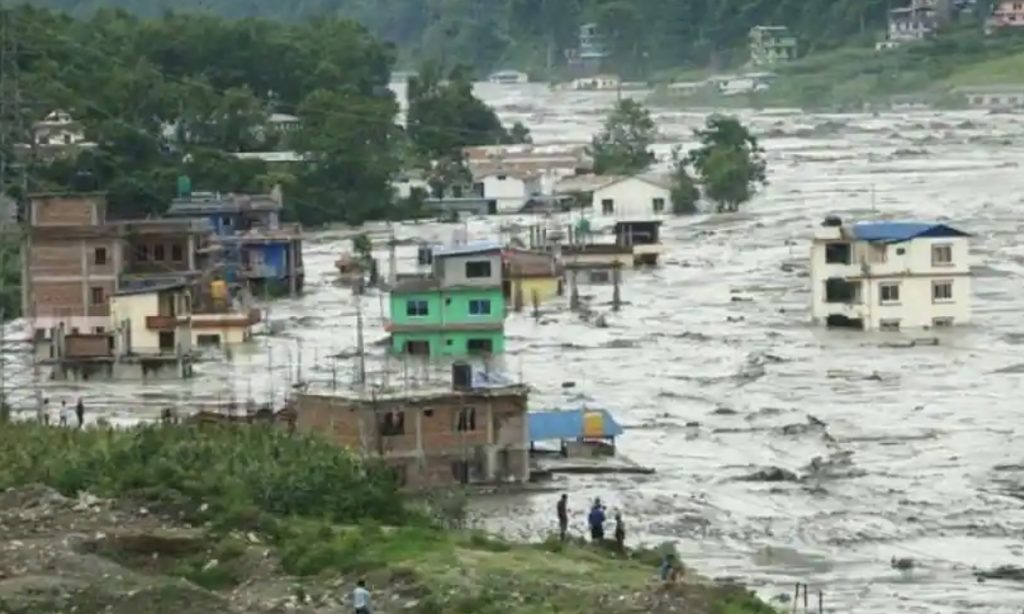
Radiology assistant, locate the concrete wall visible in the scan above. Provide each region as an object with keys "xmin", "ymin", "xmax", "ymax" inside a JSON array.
[
  {"xmin": 509, "ymin": 277, "xmax": 561, "ymax": 308},
  {"xmin": 30, "ymin": 195, "xmax": 105, "ymax": 227},
  {"xmin": 480, "ymin": 175, "xmax": 541, "ymax": 213},
  {"xmin": 591, "ymin": 177, "xmax": 671, "ymax": 219},
  {"xmin": 435, "ymin": 252, "xmax": 503, "ymax": 288},
  {"xmin": 109, "ymin": 290, "xmax": 192, "ymax": 355},
  {"xmin": 391, "ymin": 330, "xmax": 506, "ymax": 356}
]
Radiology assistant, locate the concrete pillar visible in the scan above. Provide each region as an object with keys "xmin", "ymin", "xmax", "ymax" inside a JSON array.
[
  {"xmin": 612, "ymin": 264, "xmax": 622, "ymax": 312},
  {"xmin": 187, "ymin": 235, "xmax": 196, "ymax": 272}
]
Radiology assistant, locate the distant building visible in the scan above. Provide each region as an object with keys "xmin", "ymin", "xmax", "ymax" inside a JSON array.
[
  {"xmin": 570, "ymin": 75, "xmax": 621, "ymax": 91},
  {"xmin": 488, "ymin": 70, "xmax": 529, "ymax": 85},
  {"xmin": 749, "ymin": 26, "xmax": 798, "ymax": 66},
  {"xmin": 586, "ymin": 174, "xmax": 673, "ymax": 218},
  {"xmin": 810, "ymin": 217, "xmax": 971, "ymax": 331},
  {"xmin": 570, "ymin": 23, "xmax": 609, "ymax": 76},
  {"xmin": 28, "ymin": 110, "xmax": 96, "ymax": 156},
  {"xmin": 503, "ymin": 248, "xmax": 562, "ymax": 309},
  {"xmin": 879, "ymin": 0, "xmax": 957, "ymax": 48},
  {"xmin": 987, "ymin": 0, "xmax": 1024, "ymax": 32},
  {"xmin": 293, "ymin": 371, "xmax": 530, "ymax": 489},
  {"xmin": 463, "ymin": 144, "xmax": 592, "ymax": 203},
  {"xmin": 386, "ymin": 242, "xmax": 507, "ymax": 357},
  {"xmin": 955, "ymin": 85, "xmax": 1024, "ymax": 109},
  {"xmin": 473, "ymin": 169, "xmax": 542, "ymax": 214}
]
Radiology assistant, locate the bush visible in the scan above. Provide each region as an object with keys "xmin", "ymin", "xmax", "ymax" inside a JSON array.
[{"xmin": 0, "ymin": 423, "xmax": 411, "ymax": 527}]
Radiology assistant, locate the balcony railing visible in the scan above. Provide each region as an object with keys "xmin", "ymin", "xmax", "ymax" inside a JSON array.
[{"xmin": 145, "ymin": 315, "xmax": 181, "ymax": 330}]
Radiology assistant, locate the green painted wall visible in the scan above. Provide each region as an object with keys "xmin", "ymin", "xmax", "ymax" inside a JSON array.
[
  {"xmin": 390, "ymin": 330, "xmax": 506, "ymax": 356},
  {"xmin": 388, "ymin": 286, "xmax": 507, "ymax": 356}
]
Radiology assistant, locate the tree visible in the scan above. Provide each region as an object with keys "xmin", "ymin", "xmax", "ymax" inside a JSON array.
[
  {"xmin": 590, "ymin": 99, "xmax": 656, "ymax": 175},
  {"xmin": 688, "ymin": 115, "xmax": 767, "ymax": 213},
  {"xmin": 669, "ymin": 146, "xmax": 700, "ymax": 215}
]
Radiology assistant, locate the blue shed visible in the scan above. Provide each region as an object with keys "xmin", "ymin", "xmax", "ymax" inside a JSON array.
[{"xmin": 527, "ymin": 408, "xmax": 624, "ymax": 443}]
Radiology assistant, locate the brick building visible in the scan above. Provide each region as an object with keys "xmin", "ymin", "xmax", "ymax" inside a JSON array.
[{"xmin": 293, "ymin": 377, "xmax": 530, "ymax": 489}]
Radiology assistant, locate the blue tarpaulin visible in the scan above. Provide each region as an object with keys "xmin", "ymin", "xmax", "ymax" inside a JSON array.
[{"xmin": 527, "ymin": 408, "xmax": 624, "ymax": 442}]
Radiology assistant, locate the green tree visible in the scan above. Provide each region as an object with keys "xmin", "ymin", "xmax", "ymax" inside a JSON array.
[
  {"xmin": 688, "ymin": 115, "xmax": 767, "ymax": 213},
  {"xmin": 669, "ymin": 146, "xmax": 700, "ymax": 215},
  {"xmin": 590, "ymin": 99, "xmax": 656, "ymax": 175}
]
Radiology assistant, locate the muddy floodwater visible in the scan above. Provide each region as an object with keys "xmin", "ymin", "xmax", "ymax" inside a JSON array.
[{"xmin": 7, "ymin": 84, "xmax": 1024, "ymax": 612}]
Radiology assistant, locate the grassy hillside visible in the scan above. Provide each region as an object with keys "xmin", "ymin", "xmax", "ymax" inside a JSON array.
[
  {"xmin": 653, "ymin": 29, "xmax": 1024, "ymax": 110},
  {"xmin": 0, "ymin": 423, "xmax": 776, "ymax": 614}
]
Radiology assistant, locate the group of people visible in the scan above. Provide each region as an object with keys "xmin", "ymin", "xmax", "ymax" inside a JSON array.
[
  {"xmin": 556, "ymin": 494, "xmax": 626, "ymax": 551},
  {"xmin": 40, "ymin": 397, "xmax": 86, "ymax": 428}
]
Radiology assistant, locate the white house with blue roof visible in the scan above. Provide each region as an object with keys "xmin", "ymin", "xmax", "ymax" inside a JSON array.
[{"xmin": 810, "ymin": 217, "xmax": 971, "ymax": 331}]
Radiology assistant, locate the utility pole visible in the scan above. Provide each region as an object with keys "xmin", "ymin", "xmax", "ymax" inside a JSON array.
[{"xmin": 355, "ymin": 287, "xmax": 366, "ymax": 388}]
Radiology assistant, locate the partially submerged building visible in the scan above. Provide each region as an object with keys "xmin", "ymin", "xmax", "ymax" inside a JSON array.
[
  {"xmin": 749, "ymin": 26, "xmax": 798, "ymax": 66},
  {"xmin": 955, "ymin": 85, "xmax": 1024, "ymax": 109},
  {"xmin": 165, "ymin": 184, "xmax": 303, "ymax": 295},
  {"xmin": 810, "ymin": 217, "xmax": 971, "ymax": 331},
  {"xmin": 293, "ymin": 365, "xmax": 530, "ymax": 489},
  {"xmin": 502, "ymin": 248, "xmax": 563, "ymax": 309},
  {"xmin": 387, "ymin": 242, "xmax": 508, "ymax": 357}
]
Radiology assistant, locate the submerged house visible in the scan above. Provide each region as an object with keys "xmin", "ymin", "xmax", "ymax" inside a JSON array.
[
  {"xmin": 527, "ymin": 407, "xmax": 624, "ymax": 457},
  {"xmin": 502, "ymin": 248, "xmax": 563, "ymax": 309},
  {"xmin": 387, "ymin": 242, "xmax": 508, "ymax": 357},
  {"xmin": 293, "ymin": 364, "xmax": 530, "ymax": 489},
  {"xmin": 749, "ymin": 26, "xmax": 798, "ymax": 66},
  {"xmin": 810, "ymin": 217, "xmax": 971, "ymax": 331},
  {"xmin": 165, "ymin": 184, "xmax": 303, "ymax": 295}
]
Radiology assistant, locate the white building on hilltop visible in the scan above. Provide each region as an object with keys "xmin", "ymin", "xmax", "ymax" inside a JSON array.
[
  {"xmin": 810, "ymin": 217, "xmax": 971, "ymax": 331},
  {"xmin": 589, "ymin": 174, "xmax": 673, "ymax": 218}
]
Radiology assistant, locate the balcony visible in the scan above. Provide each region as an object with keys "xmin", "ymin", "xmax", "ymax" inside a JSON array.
[{"xmin": 146, "ymin": 315, "xmax": 182, "ymax": 330}]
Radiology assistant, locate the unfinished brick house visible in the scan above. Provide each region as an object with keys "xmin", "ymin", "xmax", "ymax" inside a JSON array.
[{"xmin": 293, "ymin": 373, "xmax": 530, "ymax": 489}]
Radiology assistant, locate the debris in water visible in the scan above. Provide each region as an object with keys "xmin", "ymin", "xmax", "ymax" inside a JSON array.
[
  {"xmin": 974, "ymin": 565, "xmax": 1024, "ymax": 583},
  {"xmin": 738, "ymin": 466, "xmax": 799, "ymax": 482}
]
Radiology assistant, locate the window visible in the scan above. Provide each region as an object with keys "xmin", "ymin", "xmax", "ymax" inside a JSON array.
[
  {"xmin": 932, "ymin": 317, "xmax": 954, "ymax": 328},
  {"xmin": 172, "ymin": 244, "xmax": 184, "ymax": 262},
  {"xmin": 465, "ymin": 260, "xmax": 492, "ymax": 278},
  {"xmin": 136, "ymin": 245, "xmax": 149, "ymax": 261},
  {"xmin": 652, "ymin": 197, "xmax": 665, "ymax": 213},
  {"xmin": 221, "ymin": 216, "xmax": 232, "ymax": 228},
  {"xmin": 824, "ymin": 279, "xmax": 859, "ymax": 303},
  {"xmin": 406, "ymin": 300, "xmax": 429, "ymax": 317},
  {"xmin": 455, "ymin": 407, "xmax": 477, "ymax": 432},
  {"xmin": 824, "ymin": 243, "xmax": 851, "ymax": 264},
  {"xmin": 94, "ymin": 247, "xmax": 107, "ymax": 265},
  {"xmin": 154, "ymin": 244, "xmax": 165, "ymax": 261},
  {"xmin": 90, "ymin": 287, "xmax": 105, "ymax": 305},
  {"xmin": 451, "ymin": 185, "xmax": 464, "ymax": 198},
  {"xmin": 404, "ymin": 340, "xmax": 430, "ymax": 355},
  {"xmin": 932, "ymin": 244, "xmax": 953, "ymax": 266},
  {"xmin": 197, "ymin": 334, "xmax": 221, "ymax": 347},
  {"xmin": 467, "ymin": 338, "xmax": 494, "ymax": 354},
  {"xmin": 71, "ymin": 327, "xmax": 79, "ymax": 335},
  {"xmin": 879, "ymin": 282, "xmax": 900, "ymax": 305},
  {"xmin": 601, "ymin": 199, "xmax": 614, "ymax": 214},
  {"xmin": 879, "ymin": 319, "xmax": 901, "ymax": 331},
  {"xmin": 497, "ymin": 174, "xmax": 507, "ymax": 180},
  {"xmin": 379, "ymin": 411, "xmax": 405, "ymax": 436},
  {"xmin": 94, "ymin": 327, "xmax": 105, "ymax": 334},
  {"xmin": 589, "ymin": 270, "xmax": 611, "ymax": 283},
  {"xmin": 468, "ymin": 299, "xmax": 492, "ymax": 315},
  {"xmin": 896, "ymin": 247, "xmax": 906, "ymax": 255},
  {"xmin": 932, "ymin": 280, "xmax": 953, "ymax": 303}
]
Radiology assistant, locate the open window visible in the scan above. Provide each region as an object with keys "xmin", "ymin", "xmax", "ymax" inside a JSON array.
[{"xmin": 824, "ymin": 242, "xmax": 851, "ymax": 264}]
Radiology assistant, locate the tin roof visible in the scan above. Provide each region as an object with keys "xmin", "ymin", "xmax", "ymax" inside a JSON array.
[
  {"xmin": 851, "ymin": 222, "xmax": 969, "ymax": 243},
  {"xmin": 433, "ymin": 240, "xmax": 504, "ymax": 258},
  {"xmin": 527, "ymin": 408, "xmax": 624, "ymax": 441}
]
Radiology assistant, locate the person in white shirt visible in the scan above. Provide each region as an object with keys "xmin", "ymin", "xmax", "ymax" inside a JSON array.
[
  {"xmin": 59, "ymin": 401, "xmax": 71, "ymax": 427},
  {"xmin": 353, "ymin": 579, "xmax": 371, "ymax": 614}
]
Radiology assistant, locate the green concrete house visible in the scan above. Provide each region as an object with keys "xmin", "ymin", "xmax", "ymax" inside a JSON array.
[{"xmin": 387, "ymin": 242, "xmax": 508, "ymax": 356}]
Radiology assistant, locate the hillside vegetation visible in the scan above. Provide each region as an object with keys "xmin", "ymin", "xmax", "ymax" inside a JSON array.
[
  {"xmin": 19, "ymin": 0, "xmax": 902, "ymax": 76},
  {"xmin": 0, "ymin": 422, "xmax": 777, "ymax": 614}
]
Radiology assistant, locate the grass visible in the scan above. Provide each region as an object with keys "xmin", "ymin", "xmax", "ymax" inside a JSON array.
[
  {"xmin": 652, "ymin": 27, "xmax": 1024, "ymax": 110},
  {"xmin": 0, "ymin": 422, "xmax": 776, "ymax": 614}
]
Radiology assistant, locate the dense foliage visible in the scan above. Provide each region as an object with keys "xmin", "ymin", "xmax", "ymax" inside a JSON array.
[
  {"xmin": 0, "ymin": 422, "xmax": 409, "ymax": 525},
  {"xmin": 20, "ymin": 0, "xmax": 920, "ymax": 76},
  {"xmin": 5, "ymin": 6, "xmax": 405, "ymax": 225},
  {"xmin": 589, "ymin": 99, "xmax": 656, "ymax": 175},
  {"xmin": 688, "ymin": 116, "xmax": 767, "ymax": 213}
]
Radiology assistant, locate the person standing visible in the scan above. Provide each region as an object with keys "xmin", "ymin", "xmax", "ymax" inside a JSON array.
[
  {"xmin": 353, "ymin": 579, "xmax": 371, "ymax": 614},
  {"xmin": 59, "ymin": 401, "xmax": 71, "ymax": 427},
  {"xmin": 588, "ymin": 498, "xmax": 606, "ymax": 542},
  {"xmin": 556, "ymin": 494, "xmax": 569, "ymax": 541},
  {"xmin": 614, "ymin": 512, "xmax": 626, "ymax": 553},
  {"xmin": 75, "ymin": 397, "xmax": 85, "ymax": 428}
]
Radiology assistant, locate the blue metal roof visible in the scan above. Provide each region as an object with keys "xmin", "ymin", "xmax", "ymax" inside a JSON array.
[
  {"xmin": 851, "ymin": 222, "xmax": 969, "ymax": 243},
  {"xmin": 527, "ymin": 408, "xmax": 624, "ymax": 442},
  {"xmin": 433, "ymin": 240, "xmax": 503, "ymax": 258}
]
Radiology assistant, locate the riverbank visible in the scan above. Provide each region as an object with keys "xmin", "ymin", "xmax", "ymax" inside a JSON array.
[{"xmin": 0, "ymin": 422, "xmax": 775, "ymax": 613}]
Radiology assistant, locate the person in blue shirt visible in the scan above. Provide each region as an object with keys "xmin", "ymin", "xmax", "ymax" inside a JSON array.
[{"xmin": 587, "ymin": 498, "xmax": 606, "ymax": 541}]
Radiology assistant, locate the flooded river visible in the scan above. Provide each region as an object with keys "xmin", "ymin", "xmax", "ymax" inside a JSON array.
[{"xmin": 7, "ymin": 83, "xmax": 1024, "ymax": 612}]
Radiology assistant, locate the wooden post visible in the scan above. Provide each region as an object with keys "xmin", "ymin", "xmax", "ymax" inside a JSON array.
[
  {"xmin": 612, "ymin": 263, "xmax": 622, "ymax": 312},
  {"xmin": 803, "ymin": 584, "xmax": 808, "ymax": 611},
  {"xmin": 531, "ymin": 288, "xmax": 540, "ymax": 321},
  {"xmin": 818, "ymin": 590, "xmax": 823, "ymax": 614},
  {"xmin": 570, "ymin": 270, "xmax": 579, "ymax": 311}
]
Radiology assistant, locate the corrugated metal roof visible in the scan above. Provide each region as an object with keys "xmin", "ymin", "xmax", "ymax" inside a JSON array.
[
  {"xmin": 527, "ymin": 408, "xmax": 624, "ymax": 441},
  {"xmin": 851, "ymin": 222, "xmax": 969, "ymax": 243},
  {"xmin": 433, "ymin": 240, "xmax": 504, "ymax": 258}
]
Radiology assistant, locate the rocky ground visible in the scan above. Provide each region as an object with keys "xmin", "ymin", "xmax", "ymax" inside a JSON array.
[{"xmin": 0, "ymin": 485, "xmax": 772, "ymax": 613}]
